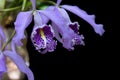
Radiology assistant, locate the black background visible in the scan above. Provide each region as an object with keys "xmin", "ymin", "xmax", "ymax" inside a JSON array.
[{"xmin": 26, "ymin": 0, "xmax": 115, "ymax": 80}]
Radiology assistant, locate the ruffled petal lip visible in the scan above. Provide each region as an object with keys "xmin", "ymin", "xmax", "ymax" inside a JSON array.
[{"xmin": 31, "ymin": 25, "xmax": 57, "ymax": 53}]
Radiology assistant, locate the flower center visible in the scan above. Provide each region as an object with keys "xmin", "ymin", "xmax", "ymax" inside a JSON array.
[{"xmin": 39, "ymin": 29, "xmax": 47, "ymax": 47}]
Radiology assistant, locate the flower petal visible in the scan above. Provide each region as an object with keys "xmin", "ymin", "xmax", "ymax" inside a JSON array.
[
  {"xmin": 0, "ymin": 53, "xmax": 7, "ymax": 79},
  {"xmin": 30, "ymin": 0, "xmax": 36, "ymax": 9},
  {"xmin": 34, "ymin": 11, "xmax": 49, "ymax": 27},
  {"xmin": 61, "ymin": 5, "xmax": 105, "ymax": 36},
  {"xmin": 58, "ymin": 8, "xmax": 71, "ymax": 23},
  {"xmin": 34, "ymin": 11, "xmax": 43, "ymax": 26},
  {"xmin": 52, "ymin": 23, "xmax": 62, "ymax": 43},
  {"xmin": 14, "ymin": 11, "xmax": 32, "ymax": 46},
  {"xmin": 39, "ymin": 12, "xmax": 49, "ymax": 24},
  {"xmin": 3, "ymin": 51, "xmax": 34, "ymax": 80}
]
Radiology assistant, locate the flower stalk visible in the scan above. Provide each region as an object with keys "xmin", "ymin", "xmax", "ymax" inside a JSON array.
[
  {"xmin": 0, "ymin": 6, "xmax": 21, "ymax": 12},
  {"xmin": 22, "ymin": 0, "xmax": 27, "ymax": 11},
  {"xmin": 1, "ymin": 30, "xmax": 16, "ymax": 51},
  {"xmin": 41, "ymin": 0, "xmax": 56, "ymax": 5},
  {"xmin": 0, "ymin": 0, "xmax": 6, "ymax": 9}
]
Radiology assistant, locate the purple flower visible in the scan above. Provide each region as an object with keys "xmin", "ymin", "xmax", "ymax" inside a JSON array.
[
  {"xmin": 0, "ymin": 25, "xmax": 34, "ymax": 80},
  {"xmin": 14, "ymin": 0, "xmax": 57, "ymax": 53},
  {"xmin": 31, "ymin": 24, "xmax": 57, "ymax": 53}
]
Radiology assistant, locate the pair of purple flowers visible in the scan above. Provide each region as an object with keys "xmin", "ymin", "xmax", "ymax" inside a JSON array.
[
  {"xmin": 0, "ymin": 0, "xmax": 105, "ymax": 80},
  {"xmin": 14, "ymin": 0, "xmax": 105, "ymax": 54}
]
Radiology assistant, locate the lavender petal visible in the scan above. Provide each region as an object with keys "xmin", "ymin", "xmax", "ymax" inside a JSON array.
[
  {"xmin": 14, "ymin": 11, "xmax": 32, "ymax": 46},
  {"xmin": 3, "ymin": 51, "xmax": 34, "ymax": 80}
]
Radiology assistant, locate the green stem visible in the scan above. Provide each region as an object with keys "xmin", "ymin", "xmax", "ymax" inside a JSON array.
[
  {"xmin": 22, "ymin": 0, "xmax": 27, "ymax": 11},
  {"xmin": 3, "ymin": 0, "xmax": 6, "ymax": 9},
  {"xmin": 46, "ymin": 1, "xmax": 56, "ymax": 5},
  {"xmin": 0, "ymin": 0, "xmax": 6, "ymax": 9},
  {"xmin": 2, "ymin": 30, "xmax": 16, "ymax": 51},
  {"xmin": 40, "ymin": 0, "xmax": 56, "ymax": 5},
  {"xmin": 0, "ymin": 6, "xmax": 21, "ymax": 12}
]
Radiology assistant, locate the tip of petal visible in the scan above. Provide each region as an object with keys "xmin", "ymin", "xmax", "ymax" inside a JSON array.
[{"xmin": 94, "ymin": 24, "xmax": 105, "ymax": 36}]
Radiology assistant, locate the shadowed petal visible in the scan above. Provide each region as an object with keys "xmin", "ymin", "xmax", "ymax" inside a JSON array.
[
  {"xmin": 14, "ymin": 11, "xmax": 32, "ymax": 46},
  {"xmin": 61, "ymin": 5, "xmax": 105, "ymax": 36},
  {"xmin": 3, "ymin": 51, "xmax": 34, "ymax": 80},
  {"xmin": 52, "ymin": 23, "xmax": 62, "ymax": 43}
]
